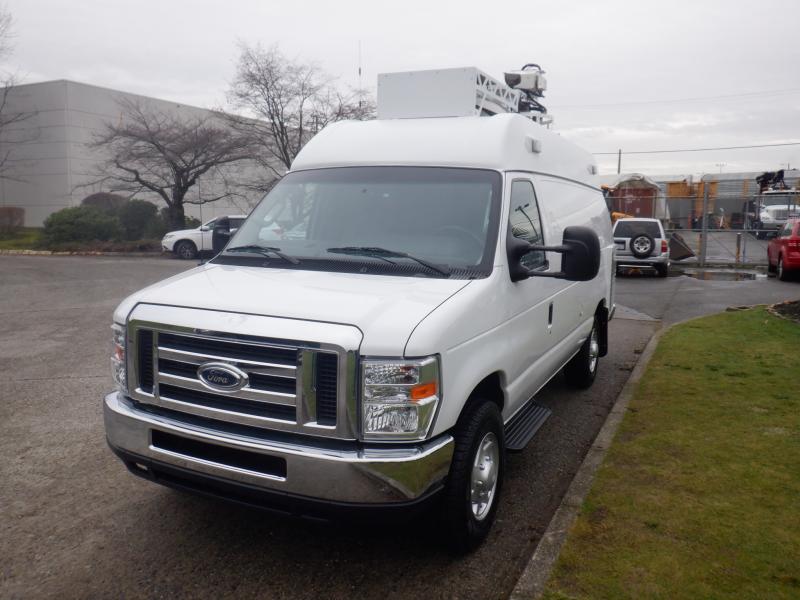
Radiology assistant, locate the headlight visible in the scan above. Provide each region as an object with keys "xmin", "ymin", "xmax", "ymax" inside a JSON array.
[
  {"xmin": 760, "ymin": 213, "xmax": 773, "ymax": 223},
  {"xmin": 111, "ymin": 323, "xmax": 127, "ymax": 393},
  {"xmin": 162, "ymin": 233, "xmax": 175, "ymax": 240},
  {"xmin": 361, "ymin": 356, "xmax": 440, "ymax": 441}
]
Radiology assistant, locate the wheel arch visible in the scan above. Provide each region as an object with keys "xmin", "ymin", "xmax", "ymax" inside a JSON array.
[
  {"xmin": 454, "ymin": 371, "xmax": 506, "ymax": 428},
  {"xmin": 174, "ymin": 238, "xmax": 197, "ymax": 250}
]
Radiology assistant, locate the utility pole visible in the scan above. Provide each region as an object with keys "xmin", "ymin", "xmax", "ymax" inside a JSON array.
[
  {"xmin": 617, "ymin": 149, "xmax": 621, "ymax": 174},
  {"xmin": 715, "ymin": 162, "xmax": 726, "ymax": 173}
]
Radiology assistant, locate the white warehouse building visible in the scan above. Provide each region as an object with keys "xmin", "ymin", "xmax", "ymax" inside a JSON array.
[{"xmin": 0, "ymin": 80, "xmax": 264, "ymax": 227}]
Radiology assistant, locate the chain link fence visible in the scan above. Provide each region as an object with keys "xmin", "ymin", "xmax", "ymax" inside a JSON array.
[
  {"xmin": 665, "ymin": 228, "xmax": 770, "ymax": 266},
  {"xmin": 660, "ymin": 191, "xmax": 797, "ymax": 266}
]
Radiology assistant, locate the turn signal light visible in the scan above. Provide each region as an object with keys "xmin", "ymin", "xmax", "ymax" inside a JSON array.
[{"xmin": 410, "ymin": 382, "xmax": 437, "ymax": 401}]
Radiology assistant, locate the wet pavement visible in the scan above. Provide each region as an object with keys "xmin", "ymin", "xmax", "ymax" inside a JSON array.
[{"xmin": 3, "ymin": 254, "xmax": 798, "ymax": 598}]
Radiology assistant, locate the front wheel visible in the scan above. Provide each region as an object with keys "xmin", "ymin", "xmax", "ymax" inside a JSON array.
[
  {"xmin": 174, "ymin": 240, "xmax": 198, "ymax": 260},
  {"xmin": 442, "ymin": 400, "xmax": 505, "ymax": 553},
  {"xmin": 564, "ymin": 318, "xmax": 600, "ymax": 389}
]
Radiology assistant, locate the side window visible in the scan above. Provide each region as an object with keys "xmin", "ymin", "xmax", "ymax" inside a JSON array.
[
  {"xmin": 509, "ymin": 180, "xmax": 546, "ymax": 270},
  {"xmin": 230, "ymin": 218, "xmax": 245, "ymax": 230}
]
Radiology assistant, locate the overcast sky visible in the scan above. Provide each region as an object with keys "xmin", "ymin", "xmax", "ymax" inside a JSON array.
[{"xmin": 3, "ymin": 0, "xmax": 799, "ymax": 176}]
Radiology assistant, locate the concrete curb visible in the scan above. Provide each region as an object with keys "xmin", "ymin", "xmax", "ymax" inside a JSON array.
[
  {"xmin": 0, "ymin": 249, "xmax": 165, "ymax": 257},
  {"xmin": 509, "ymin": 325, "xmax": 665, "ymax": 600}
]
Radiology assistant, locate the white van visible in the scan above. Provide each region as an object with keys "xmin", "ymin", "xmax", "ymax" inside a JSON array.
[{"xmin": 105, "ymin": 69, "xmax": 614, "ymax": 550}]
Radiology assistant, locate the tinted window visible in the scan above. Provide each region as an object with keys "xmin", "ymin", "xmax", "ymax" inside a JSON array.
[
  {"xmin": 222, "ymin": 167, "xmax": 503, "ymax": 278},
  {"xmin": 614, "ymin": 221, "xmax": 662, "ymax": 238},
  {"xmin": 230, "ymin": 218, "xmax": 246, "ymax": 230},
  {"xmin": 779, "ymin": 222, "xmax": 793, "ymax": 237},
  {"xmin": 509, "ymin": 180, "xmax": 546, "ymax": 270}
]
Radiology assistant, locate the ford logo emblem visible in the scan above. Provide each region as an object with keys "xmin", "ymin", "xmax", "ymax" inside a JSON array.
[{"xmin": 197, "ymin": 362, "xmax": 248, "ymax": 392}]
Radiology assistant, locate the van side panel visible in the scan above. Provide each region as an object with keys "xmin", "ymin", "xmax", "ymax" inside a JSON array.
[
  {"xmin": 407, "ymin": 174, "xmax": 614, "ymax": 438},
  {"xmin": 533, "ymin": 176, "xmax": 615, "ymax": 326}
]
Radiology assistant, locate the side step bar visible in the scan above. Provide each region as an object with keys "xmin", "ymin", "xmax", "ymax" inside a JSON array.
[{"xmin": 504, "ymin": 400, "xmax": 551, "ymax": 452}]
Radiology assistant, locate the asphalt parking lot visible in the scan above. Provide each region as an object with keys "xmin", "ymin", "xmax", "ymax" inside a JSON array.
[{"xmin": 1, "ymin": 256, "xmax": 798, "ymax": 599}]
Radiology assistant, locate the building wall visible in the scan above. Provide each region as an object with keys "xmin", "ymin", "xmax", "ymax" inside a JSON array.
[{"xmin": 0, "ymin": 80, "xmax": 265, "ymax": 227}]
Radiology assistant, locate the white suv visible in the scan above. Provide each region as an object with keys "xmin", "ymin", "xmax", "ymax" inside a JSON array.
[
  {"xmin": 161, "ymin": 215, "xmax": 248, "ymax": 259},
  {"xmin": 613, "ymin": 217, "xmax": 670, "ymax": 277}
]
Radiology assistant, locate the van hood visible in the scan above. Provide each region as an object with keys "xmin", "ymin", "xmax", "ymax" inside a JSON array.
[{"xmin": 117, "ymin": 263, "xmax": 471, "ymax": 356}]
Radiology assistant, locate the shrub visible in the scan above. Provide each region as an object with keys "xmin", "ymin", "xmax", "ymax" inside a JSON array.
[
  {"xmin": 0, "ymin": 206, "xmax": 25, "ymax": 233},
  {"xmin": 81, "ymin": 192, "xmax": 128, "ymax": 214},
  {"xmin": 118, "ymin": 199, "xmax": 159, "ymax": 240},
  {"xmin": 157, "ymin": 207, "xmax": 201, "ymax": 231},
  {"xmin": 42, "ymin": 206, "xmax": 123, "ymax": 245}
]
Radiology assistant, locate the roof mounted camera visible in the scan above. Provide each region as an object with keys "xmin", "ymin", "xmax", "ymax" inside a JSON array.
[{"xmin": 504, "ymin": 64, "xmax": 549, "ymax": 124}]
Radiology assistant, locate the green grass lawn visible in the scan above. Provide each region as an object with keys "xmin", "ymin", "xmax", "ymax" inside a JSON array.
[
  {"xmin": 544, "ymin": 307, "xmax": 800, "ymax": 600},
  {"xmin": 0, "ymin": 227, "xmax": 43, "ymax": 249}
]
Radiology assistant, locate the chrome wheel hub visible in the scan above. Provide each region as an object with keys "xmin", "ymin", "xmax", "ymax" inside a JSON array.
[
  {"xmin": 470, "ymin": 432, "xmax": 500, "ymax": 521},
  {"xmin": 589, "ymin": 328, "xmax": 599, "ymax": 373},
  {"xmin": 633, "ymin": 238, "xmax": 651, "ymax": 253}
]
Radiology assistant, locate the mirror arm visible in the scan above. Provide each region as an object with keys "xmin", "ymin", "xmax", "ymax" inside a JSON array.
[{"xmin": 528, "ymin": 243, "xmax": 570, "ymax": 254}]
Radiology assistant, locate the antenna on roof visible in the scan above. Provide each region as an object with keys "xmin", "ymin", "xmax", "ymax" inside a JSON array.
[{"xmin": 358, "ymin": 40, "xmax": 363, "ymax": 109}]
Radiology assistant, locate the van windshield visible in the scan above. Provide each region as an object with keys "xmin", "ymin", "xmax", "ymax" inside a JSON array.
[{"xmin": 219, "ymin": 167, "xmax": 503, "ymax": 278}]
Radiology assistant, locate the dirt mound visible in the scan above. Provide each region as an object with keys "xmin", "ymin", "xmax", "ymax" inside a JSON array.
[{"xmin": 770, "ymin": 300, "xmax": 800, "ymax": 323}]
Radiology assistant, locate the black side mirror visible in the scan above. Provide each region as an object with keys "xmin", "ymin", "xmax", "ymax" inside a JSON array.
[{"xmin": 507, "ymin": 225, "xmax": 601, "ymax": 282}]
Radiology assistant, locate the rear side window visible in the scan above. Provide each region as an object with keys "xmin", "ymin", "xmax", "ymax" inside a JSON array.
[
  {"xmin": 509, "ymin": 180, "xmax": 546, "ymax": 270},
  {"xmin": 614, "ymin": 221, "xmax": 661, "ymax": 238}
]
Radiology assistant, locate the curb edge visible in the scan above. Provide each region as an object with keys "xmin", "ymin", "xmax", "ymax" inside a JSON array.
[{"xmin": 508, "ymin": 324, "xmax": 665, "ymax": 600}]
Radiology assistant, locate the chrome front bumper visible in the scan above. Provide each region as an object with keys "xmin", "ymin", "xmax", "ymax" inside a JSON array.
[{"xmin": 104, "ymin": 392, "xmax": 454, "ymax": 505}]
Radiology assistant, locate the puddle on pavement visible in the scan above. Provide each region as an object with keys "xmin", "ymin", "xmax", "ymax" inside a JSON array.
[{"xmin": 673, "ymin": 269, "xmax": 767, "ymax": 281}]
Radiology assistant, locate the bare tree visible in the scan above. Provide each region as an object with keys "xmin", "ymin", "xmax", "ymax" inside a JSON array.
[
  {"xmin": 88, "ymin": 98, "xmax": 255, "ymax": 229},
  {"xmin": 226, "ymin": 44, "xmax": 375, "ymax": 191},
  {"xmin": 0, "ymin": 7, "xmax": 36, "ymax": 180}
]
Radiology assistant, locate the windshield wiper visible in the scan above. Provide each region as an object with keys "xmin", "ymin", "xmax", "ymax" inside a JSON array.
[
  {"xmin": 326, "ymin": 246, "xmax": 451, "ymax": 276},
  {"xmin": 225, "ymin": 244, "xmax": 300, "ymax": 265}
]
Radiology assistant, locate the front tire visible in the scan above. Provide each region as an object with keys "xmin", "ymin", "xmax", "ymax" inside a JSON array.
[
  {"xmin": 442, "ymin": 400, "xmax": 505, "ymax": 553},
  {"xmin": 564, "ymin": 318, "xmax": 600, "ymax": 389},
  {"xmin": 174, "ymin": 240, "xmax": 198, "ymax": 260}
]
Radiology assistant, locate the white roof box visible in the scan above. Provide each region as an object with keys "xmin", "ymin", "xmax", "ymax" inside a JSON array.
[{"xmin": 378, "ymin": 67, "xmax": 521, "ymax": 119}]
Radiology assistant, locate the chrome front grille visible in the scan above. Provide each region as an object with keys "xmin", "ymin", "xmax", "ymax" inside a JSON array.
[
  {"xmin": 127, "ymin": 321, "xmax": 356, "ymax": 439},
  {"xmin": 156, "ymin": 331, "xmax": 298, "ymax": 419}
]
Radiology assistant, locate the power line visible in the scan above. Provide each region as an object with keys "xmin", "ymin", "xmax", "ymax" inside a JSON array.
[
  {"xmin": 592, "ymin": 141, "xmax": 800, "ymax": 156},
  {"xmin": 553, "ymin": 87, "xmax": 800, "ymax": 110}
]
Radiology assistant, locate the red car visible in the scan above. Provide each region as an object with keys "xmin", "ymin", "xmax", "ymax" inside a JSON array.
[{"xmin": 767, "ymin": 218, "xmax": 800, "ymax": 281}]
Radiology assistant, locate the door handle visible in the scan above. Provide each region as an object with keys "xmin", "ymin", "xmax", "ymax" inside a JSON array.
[{"xmin": 548, "ymin": 303, "xmax": 554, "ymax": 328}]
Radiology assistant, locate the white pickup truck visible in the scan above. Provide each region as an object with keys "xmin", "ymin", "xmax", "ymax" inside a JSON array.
[{"xmin": 105, "ymin": 67, "xmax": 614, "ymax": 550}]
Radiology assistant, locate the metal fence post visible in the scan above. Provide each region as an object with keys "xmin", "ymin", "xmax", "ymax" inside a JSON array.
[
  {"xmin": 736, "ymin": 233, "xmax": 742, "ymax": 265},
  {"xmin": 742, "ymin": 218, "xmax": 748, "ymax": 264},
  {"xmin": 699, "ymin": 186, "xmax": 709, "ymax": 267}
]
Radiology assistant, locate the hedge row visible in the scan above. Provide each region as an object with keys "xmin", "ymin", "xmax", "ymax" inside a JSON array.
[{"xmin": 41, "ymin": 194, "xmax": 199, "ymax": 246}]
